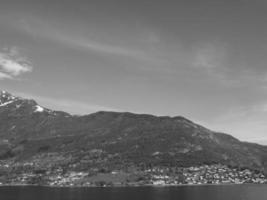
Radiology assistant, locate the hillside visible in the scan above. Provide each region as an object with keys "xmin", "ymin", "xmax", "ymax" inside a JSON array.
[{"xmin": 1, "ymin": 90, "xmax": 267, "ymax": 176}]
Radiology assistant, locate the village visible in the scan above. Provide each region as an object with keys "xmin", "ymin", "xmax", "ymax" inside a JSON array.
[
  {"xmin": 0, "ymin": 162, "xmax": 266, "ymax": 187},
  {"xmin": 147, "ymin": 164, "xmax": 267, "ymax": 185}
]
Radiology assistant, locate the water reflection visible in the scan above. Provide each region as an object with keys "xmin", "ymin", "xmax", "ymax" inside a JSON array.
[{"xmin": 0, "ymin": 185, "xmax": 267, "ymax": 200}]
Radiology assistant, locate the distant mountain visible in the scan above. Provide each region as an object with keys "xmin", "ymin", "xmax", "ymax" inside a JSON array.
[{"xmin": 1, "ymin": 90, "xmax": 267, "ymax": 173}]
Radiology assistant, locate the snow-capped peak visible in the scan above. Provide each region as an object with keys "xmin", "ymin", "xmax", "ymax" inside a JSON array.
[
  {"xmin": 34, "ymin": 105, "xmax": 45, "ymax": 112},
  {"xmin": 0, "ymin": 90, "xmax": 18, "ymax": 106},
  {"xmin": 0, "ymin": 90, "xmax": 56, "ymax": 114}
]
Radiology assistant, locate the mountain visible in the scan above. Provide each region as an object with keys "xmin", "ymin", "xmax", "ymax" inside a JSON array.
[{"xmin": 1, "ymin": 90, "xmax": 267, "ymax": 173}]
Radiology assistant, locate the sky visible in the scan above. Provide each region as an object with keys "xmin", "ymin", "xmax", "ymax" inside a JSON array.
[{"xmin": 1, "ymin": 0, "xmax": 267, "ymax": 144}]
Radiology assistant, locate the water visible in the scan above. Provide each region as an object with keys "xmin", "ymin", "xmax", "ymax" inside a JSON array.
[{"xmin": 0, "ymin": 185, "xmax": 266, "ymax": 200}]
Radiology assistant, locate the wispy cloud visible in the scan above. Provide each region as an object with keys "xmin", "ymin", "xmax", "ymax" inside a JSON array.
[
  {"xmin": 16, "ymin": 18, "xmax": 190, "ymax": 75},
  {"xmin": 17, "ymin": 18, "xmax": 157, "ymax": 62},
  {"xmin": 191, "ymin": 42, "xmax": 243, "ymax": 88},
  {"xmin": 0, "ymin": 72, "xmax": 12, "ymax": 79},
  {"xmin": 58, "ymin": 35, "xmax": 152, "ymax": 61},
  {"xmin": 191, "ymin": 42, "xmax": 258, "ymax": 88},
  {"xmin": 192, "ymin": 42, "xmax": 227, "ymax": 72},
  {"xmin": 0, "ymin": 47, "xmax": 32, "ymax": 80}
]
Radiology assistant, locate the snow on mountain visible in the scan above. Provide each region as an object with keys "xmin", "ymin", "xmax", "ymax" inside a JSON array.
[
  {"xmin": 0, "ymin": 90, "xmax": 48, "ymax": 113},
  {"xmin": 34, "ymin": 105, "xmax": 45, "ymax": 112},
  {"xmin": 0, "ymin": 90, "xmax": 17, "ymax": 106},
  {"xmin": 0, "ymin": 100, "xmax": 14, "ymax": 107}
]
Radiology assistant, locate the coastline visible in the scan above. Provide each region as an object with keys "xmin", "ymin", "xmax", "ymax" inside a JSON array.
[{"xmin": 0, "ymin": 182, "xmax": 264, "ymax": 188}]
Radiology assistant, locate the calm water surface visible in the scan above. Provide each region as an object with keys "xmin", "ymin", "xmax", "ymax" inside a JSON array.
[{"xmin": 0, "ymin": 185, "xmax": 266, "ymax": 200}]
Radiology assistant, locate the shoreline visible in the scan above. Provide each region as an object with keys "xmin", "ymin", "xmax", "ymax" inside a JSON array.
[{"xmin": 0, "ymin": 183, "xmax": 265, "ymax": 188}]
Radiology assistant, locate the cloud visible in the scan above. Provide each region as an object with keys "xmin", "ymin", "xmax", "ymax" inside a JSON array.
[
  {"xmin": 191, "ymin": 43, "xmax": 240, "ymax": 88},
  {"xmin": 193, "ymin": 43, "xmax": 227, "ymax": 71},
  {"xmin": 0, "ymin": 72, "xmax": 12, "ymax": 79},
  {"xmin": 0, "ymin": 47, "xmax": 32, "ymax": 80},
  {"xmin": 17, "ymin": 18, "xmax": 162, "ymax": 63},
  {"xmin": 57, "ymin": 35, "xmax": 148, "ymax": 60},
  {"xmin": 191, "ymin": 42, "xmax": 255, "ymax": 88}
]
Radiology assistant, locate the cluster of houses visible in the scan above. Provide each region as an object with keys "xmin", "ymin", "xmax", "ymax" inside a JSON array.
[
  {"xmin": 148, "ymin": 165, "xmax": 267, "ymax": 185},
  {"xmin": 48, "ymin": 171, "xmax": 89, "ymax": 186},
  {"xmin": 1, "ymin": 162, "xmax": 267, "ymax": 186}
]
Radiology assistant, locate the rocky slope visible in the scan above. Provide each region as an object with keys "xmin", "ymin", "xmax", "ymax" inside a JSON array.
[{"xmin": 0, "ymin": 90, "xmax": 267, "ymax": 173}]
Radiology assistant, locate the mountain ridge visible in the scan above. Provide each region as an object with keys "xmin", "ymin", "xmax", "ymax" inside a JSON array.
[{"xmin": 0, "ymin": 90, "xmax": 267, "ymax": 174}]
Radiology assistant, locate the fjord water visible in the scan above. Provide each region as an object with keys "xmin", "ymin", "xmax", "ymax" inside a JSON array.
[{"xmin": 0, "ymin": 185, "xmax": 267, "ymax": 200}]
